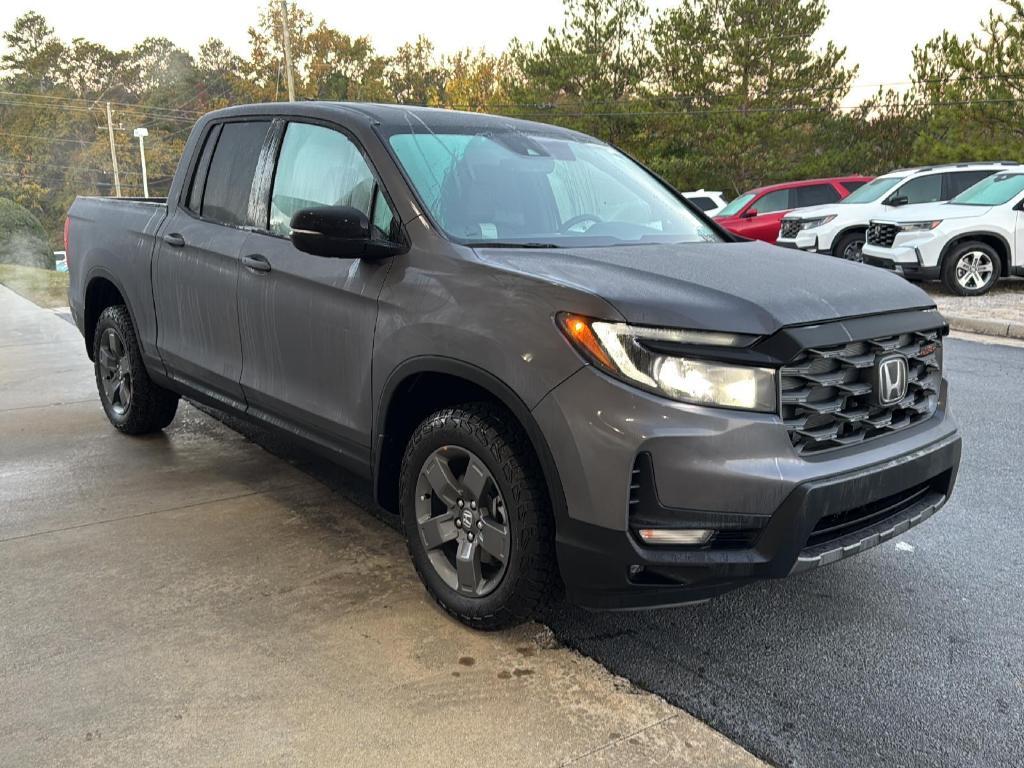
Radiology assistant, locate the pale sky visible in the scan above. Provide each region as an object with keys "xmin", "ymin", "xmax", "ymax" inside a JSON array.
[{"xmin": 0, "ymin": 0, "xmax": 1008, "ymax": 103}]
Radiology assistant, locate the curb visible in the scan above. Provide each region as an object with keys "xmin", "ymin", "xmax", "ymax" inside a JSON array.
[{"xmin": 945, "ymin": 313, "xmax": 1024, "ymax": 341}]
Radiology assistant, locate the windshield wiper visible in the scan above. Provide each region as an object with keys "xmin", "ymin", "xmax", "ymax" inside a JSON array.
[{"xmin": 464, "ymin": 241, "xmax": 561, "ymax": 248}]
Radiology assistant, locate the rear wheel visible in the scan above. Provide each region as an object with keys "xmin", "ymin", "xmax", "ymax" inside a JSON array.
[
  {"xmin": 941, "ymin": 241, "xmax": 1000, "ymax": 296},
  {"xmin": 399, "ymin": 403, "xmax": 557, "ymax": 630},
  {"xmin": 833, "ymin": 230, "xmax": 866, "ymax": 262},
  {"xmin": 93, "ymin": 305, "xmax": 179, "ymax": 434}
]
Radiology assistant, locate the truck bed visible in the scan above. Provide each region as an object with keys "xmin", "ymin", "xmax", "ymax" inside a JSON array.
[{"xmin": 66, "ymin": 195, "xmax": 170, "ymax": 363}]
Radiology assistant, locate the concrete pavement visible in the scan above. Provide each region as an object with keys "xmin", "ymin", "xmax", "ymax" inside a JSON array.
[{"xmin": 0, "ymin": 285, "xmax": 765, "ymax": 768}]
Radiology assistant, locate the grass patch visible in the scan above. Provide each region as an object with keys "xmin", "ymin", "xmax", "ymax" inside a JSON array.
[{"xmin": 0, "ymin": 264, "xmax": 69, "ymax": 309}]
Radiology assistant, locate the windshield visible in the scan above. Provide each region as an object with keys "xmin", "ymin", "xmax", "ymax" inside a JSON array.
[
  {"xmin": 387, "ymin": 130, "xmax": 720, "ymax": 247},
  {"xmin": 951, "ymin": 172, "xmax": 1024, "ymax": 206},
  {"xmin": 840, "ymin": 175, "xmax": 904, "ymax": 204},
  {"xmin": 716, "ymin": 192, "xmax": 755, "ymax": 217}
]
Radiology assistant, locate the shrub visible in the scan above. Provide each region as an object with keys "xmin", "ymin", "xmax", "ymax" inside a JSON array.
[{"xmin": 0, "ymin": 197, "xmax": 53, "ymax": 270}]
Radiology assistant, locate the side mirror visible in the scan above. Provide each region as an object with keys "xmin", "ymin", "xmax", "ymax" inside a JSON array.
[
  {"xmin": 290, "ymin": 205, "xmax": 402, "ymax": 259},
  {"xmin": 741, "ymin": 208, "xmax": 758, "ymax": 218},
  {"xmin": 885, "ymin": 195, "xmax": 909, "ymax": 207}
]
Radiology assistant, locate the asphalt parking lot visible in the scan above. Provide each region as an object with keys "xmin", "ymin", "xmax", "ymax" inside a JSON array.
[{"xmin": 3, "ymin": 283, "xmax": 1021, "ymax": 768}]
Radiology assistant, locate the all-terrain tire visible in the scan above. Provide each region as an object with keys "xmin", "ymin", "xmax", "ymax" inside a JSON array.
[
  {"xmin": 93, "ymin": 305, "xmax": 179, "ymax": 434},
  {"xmin": 399, "ymin": 403, "xmax": 559, "ymax": 630}
]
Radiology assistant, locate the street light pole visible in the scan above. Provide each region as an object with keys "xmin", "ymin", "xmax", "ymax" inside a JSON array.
[{"xmin": 133, "ymin": 127, "xmax": 149, "ymax": 198}]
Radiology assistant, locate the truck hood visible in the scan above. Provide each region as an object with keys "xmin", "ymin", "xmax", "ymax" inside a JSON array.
[
  {"xmin": 874, "ymin": 202, "xmax": 993, "ymax": 223},
  {"xmin": 473, "ymin": 240, "xmax": 934, "ymax": 336}
]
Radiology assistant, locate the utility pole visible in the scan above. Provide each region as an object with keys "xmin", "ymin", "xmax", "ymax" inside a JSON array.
[
  {"xmin": 280, "ymin": 0, "xmax": 296, "ymax": 102},
  {"xmin": 133, "ymin": 127, "xmax": 149, "ymax": 198},
  {"xmin": 105, "ymin": 102, "xmax": 122, "ymax": 197}
]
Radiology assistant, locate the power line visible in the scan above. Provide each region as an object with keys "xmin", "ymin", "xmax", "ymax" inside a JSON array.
[
  {"xmin": 0, "ymin": 158, "xmax": 142, "ymax": 175},
  {"xmin": 0, "ymin": 132, "xmax": 96, "ymax": 145},
  {"xmin": 437, "ymin": 96, "xmax": 1024, "ymax": 118},
  {"xmin": 0, "ymin": 89, "xmax": 204, "ymax": 117},
  {"xmin": 0, "ymin": 97, "xmax": 197, "ymax": 123}
]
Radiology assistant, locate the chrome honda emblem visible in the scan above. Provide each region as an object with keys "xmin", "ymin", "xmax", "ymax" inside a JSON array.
[{"xmin": 874, "ymin": 354, "xmax": 908, "ymax": 406}]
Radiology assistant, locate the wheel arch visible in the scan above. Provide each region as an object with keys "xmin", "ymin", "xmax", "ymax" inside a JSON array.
[
  {"xmin": 83, "ymin": 270, "xmax": 136, "ymax": 361},
  {"xmin": 373, "ymin": 357, "xmax": 567, "ymax": 525},
  {"xmin": 940, "ymin": 232, "xmax": 1012, "ymax": 277},
  {"xmin": 830, "ymin": 225, "xmax": 867, "ymax": 256}
]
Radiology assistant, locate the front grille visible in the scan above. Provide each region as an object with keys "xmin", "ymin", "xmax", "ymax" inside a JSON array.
[
  {"xmin": 779, "ymin": 219, "xmax": 802, "ymax": 239},
  {"xmin": 866, "ymin": 222, "xmax": 898, "ymax": 248},
  {"xmin": 780, "ymin": 330, "xmax": 942, "ymax": 455}
]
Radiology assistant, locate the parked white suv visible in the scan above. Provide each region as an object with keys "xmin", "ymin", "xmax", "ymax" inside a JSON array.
[
  {"xmin": 861, "ymin": 171, "xmax": 1024, "ymax": 296},
  {"xmin": 776, "ymin": 163, "xmax": 1016, "ymax": 261},
  {"xmin": 682, "ymin": 189, "xmax": 728, "ymax": 216}
]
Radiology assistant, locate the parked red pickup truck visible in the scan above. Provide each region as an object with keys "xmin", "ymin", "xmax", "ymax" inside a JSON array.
[{"xmin": 715, "ymin": 176, "xmax": 872, "ymax": 243}]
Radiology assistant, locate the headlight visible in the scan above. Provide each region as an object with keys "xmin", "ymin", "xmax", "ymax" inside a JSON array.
[
  {"xmin": 557, "ymin": 314, "xmax": 777, "ymax": 412},
  {"xmin": 896, "ymin": 220, "xmax": 942, "ymax": 232},
  {"xmin": 798, "ymin": 215, "xmax": 836, "ymax": 230}
]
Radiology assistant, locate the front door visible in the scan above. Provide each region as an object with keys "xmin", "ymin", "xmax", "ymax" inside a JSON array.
[
  {"xmin": 734, "ymin": 188, "xmax": 792, "ymax": 243},
  {"xmin": 153, "ymin": 119, "xmax": 271, "ymax": 402},
  {"xmin": 237, "ymin": 120, "xmax": 398, "ymax": 456}
]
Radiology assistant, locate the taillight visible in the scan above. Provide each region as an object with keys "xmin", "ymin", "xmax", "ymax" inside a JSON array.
[{"xmin": 63, "ymin": 217, "xmax": 70, "ymax": 269}]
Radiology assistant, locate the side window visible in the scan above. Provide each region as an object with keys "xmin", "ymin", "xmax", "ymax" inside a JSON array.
[
  {"xmin": 842, "ymin": 180, "xmax": 867, "ymax": 192},
  {"xmin": 752, "ymin": 189, "xmax": 791, "ymax": 214},
  {"xmin": 269, "ymin": 122, "xmax": 375, "ymax": 236},
  {"xmin": 201, "ymin": 121, "xmax": 271, "ymax": 227},
  {"xmin": 186, "ymin": 124, "xmax": 220, "ymax": 214},
  {"xmin": 946, "ymin": 170, "xmax": 994, "ymax": 198},
  {"xmin": 689, "ymin": 196, "xmax": 716, "ymax": 212},
  {"xmin": 893, "ymin": 173, "xmax": 943, "ymax": 205},
  {"xmin": 795, "ymin": 184, "xmax": 840, "ymax": 207}
]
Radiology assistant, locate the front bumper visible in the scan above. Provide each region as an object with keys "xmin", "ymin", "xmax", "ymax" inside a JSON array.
[
  {"xmin": 862, "ymin": 243, "xmax": 941, "ymax": 280},
  {"xmin": 534, "ymin": 360, "xmax": 961, "ymax": 610},
  {"xmin": 776, "ymin": 230, "xmax": 824, "ymax": 252}
]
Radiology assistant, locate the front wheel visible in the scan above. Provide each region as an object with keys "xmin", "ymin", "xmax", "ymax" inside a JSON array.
[
  {"xmin": 941, "ymin": 242, "xmax": 1000, "ymax": 296},
  {"xmin": 93, "ymin": 305, "xmax": 179, "ymax": 434},
  {"xmin": 399, "ymin": 403, "xmax": 558, "ymax": 630},
  {"xmin": 833, "ymin": 230, "xmax": 866, "ymax": 262}
]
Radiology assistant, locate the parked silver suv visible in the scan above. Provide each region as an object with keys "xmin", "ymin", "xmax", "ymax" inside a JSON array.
[{"xmin": 66, "ymin": 103, "xmax": 961, "ymax": 628}]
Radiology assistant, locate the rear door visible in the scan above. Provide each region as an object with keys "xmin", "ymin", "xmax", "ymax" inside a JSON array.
[
  {"xmin": 236, "ymin": 119, "xmax": 398, "ymax": 458},
  {"xmin": 153, "ymin": 119, "xmax": 271, "ymax": 401}
]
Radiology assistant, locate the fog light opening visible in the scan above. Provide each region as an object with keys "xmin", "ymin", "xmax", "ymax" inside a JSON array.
[{"xmin": 637, "ymin": 528, "xmax": 714, "ymax": 546}]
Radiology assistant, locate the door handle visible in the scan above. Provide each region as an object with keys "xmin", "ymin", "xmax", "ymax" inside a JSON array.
[
  {"xmin": 242, "ymin": 253, "xmax": 271, "ymax": 273},
  {"xmin": 163, "ymin": 232, "xmax": 185, "ymax": 247}
]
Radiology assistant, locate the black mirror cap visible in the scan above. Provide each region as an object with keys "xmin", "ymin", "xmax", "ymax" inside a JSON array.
[
  {"xmin": 886, "ymin": 195, "xmax": 909, "ymax": 207},
  {"xmin": 289, "ymin": 205, "xmax": 403, "ymax": 259}
]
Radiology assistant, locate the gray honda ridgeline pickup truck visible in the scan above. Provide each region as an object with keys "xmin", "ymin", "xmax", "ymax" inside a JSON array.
[{"xmin": 67, "ymin": 103, "xmax": 961, "ymax": 629}]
